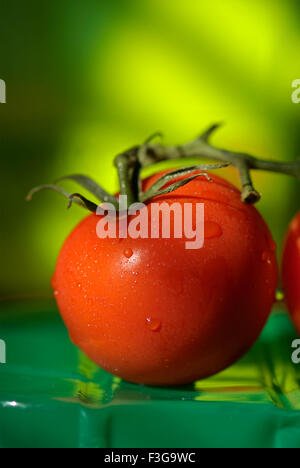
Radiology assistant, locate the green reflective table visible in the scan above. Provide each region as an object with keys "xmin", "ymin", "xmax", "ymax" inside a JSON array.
[{"xmin": 0, "ymin": 299, "xmax": 300, "ymax": 448}]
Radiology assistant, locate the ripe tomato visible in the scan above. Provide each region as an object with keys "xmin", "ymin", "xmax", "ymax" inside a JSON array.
[
  {"xmin": 282, "ymin": 212, "xmax": 300, "ymax": 334},
  {"xmin": 52, "ymin": 171, "xmax": 277, "ymax": 385}
]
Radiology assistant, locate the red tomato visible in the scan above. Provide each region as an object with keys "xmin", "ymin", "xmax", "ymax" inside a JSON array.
[
  {"xmin": 52, "ymin": 171, "xmax": 277, "ymax": 385},
  {"xmin": 282, "ymin": 212, "xmax": 300, "ymax": 334}
]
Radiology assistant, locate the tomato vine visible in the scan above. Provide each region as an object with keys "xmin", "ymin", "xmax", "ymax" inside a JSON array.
[{"xmin": 27, "ymin": 124, "xmax": 300, "ymax": 210}]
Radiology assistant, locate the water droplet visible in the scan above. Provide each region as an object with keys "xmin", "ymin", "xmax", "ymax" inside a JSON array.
[
  {"xmin": 261, "ymin": 251, "xmax": 272, "ymax": 265},
  {"xmin": 53, "ymin": 290, "xmax": 59, "ymax": 297},
  {"xmin": 124, "ymin": 248, "xmax": 133, "ymax": 259},
  {"xmin": 146, "ymin": 317, "xmax": 161, "ymax": 332},
  {"xmin": 205, "ymin": 222, "xmax": 223, "ymax": 239}
]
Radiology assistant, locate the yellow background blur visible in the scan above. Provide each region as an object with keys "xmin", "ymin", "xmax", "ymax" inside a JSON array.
[{"xmin": 0, "ymin": 0, "xmax": 300, "ymax": 297}]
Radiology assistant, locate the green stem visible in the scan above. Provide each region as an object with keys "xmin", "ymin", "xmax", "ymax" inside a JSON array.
[
  {"xmin": 236, "ymin": 161, "xmax": 261, "ymax": 203},
  {"xmin": 134, "ymin": 126, "xmax": 300, "ymax": 203},
  {"xmin": 251, "ymin": 158, "xmax": 300, "ymax": 177},
  {"xmin": 114, "ymin": 148, "xmax": 139, "ymax": 208},
  {"xmin": 27, "ymin": 125, "xmax": 300, "ymax": 212}
]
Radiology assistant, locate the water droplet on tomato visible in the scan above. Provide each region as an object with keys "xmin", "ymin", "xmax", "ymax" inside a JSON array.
[
  {"xmin": 261, "ymin": 251, "xmax": 272, "ymax": 265},
  {"xmin": 54, "ymin": 290, "xmax": 59, "ymax": 297},
  {"xmin": 124, "ymin": 248, "xmax": 133, "ymax": 259},
  {"xmin": 205, "ymin": 222, "xmax": 223, "ymax": 239},
  {"xmin": 146, "ymin": 318, "xmax": 161, "ymax": 332}
]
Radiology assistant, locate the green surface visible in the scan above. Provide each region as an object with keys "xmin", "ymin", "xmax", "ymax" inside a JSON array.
[{"xmin": 1, "ymin": 300, "xmax": 300, "ymax": 448}]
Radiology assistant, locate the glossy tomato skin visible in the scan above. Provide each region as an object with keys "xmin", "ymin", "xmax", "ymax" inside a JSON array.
[
  {"xmin": 52, "ymin": 171, "xmax": 278, "ymax": 386},
  {"xmin": 282, "ymin": 212, "xmax": 300, "ymax": 334}
]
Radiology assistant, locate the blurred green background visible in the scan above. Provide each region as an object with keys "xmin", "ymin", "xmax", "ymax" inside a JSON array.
[{"xmin": 0, "ymin": 0, "xmax": 300, "ymax": 298}]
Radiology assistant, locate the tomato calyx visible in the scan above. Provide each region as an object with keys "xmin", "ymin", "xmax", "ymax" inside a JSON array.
[{"xmin": 27, "ymin": 123, "xmax": 300, "ymax": 211}]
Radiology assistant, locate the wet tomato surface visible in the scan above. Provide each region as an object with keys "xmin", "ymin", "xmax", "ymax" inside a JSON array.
[{"xmin": 52, "ymin": 171, "xmax": 277, "ymax": 385}]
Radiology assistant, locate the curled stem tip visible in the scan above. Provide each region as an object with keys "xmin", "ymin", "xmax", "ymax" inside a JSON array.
[
  {"xmin": 67, "ymin": 194, "xmax": 98, "ymax": 212},
  {"xmin": 143, "ymin": 132, "xmax": 164, "ymax": 145},
  {"xmin": 199, "ymin": 122, "xmax": 224, "ymax": 142}
]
